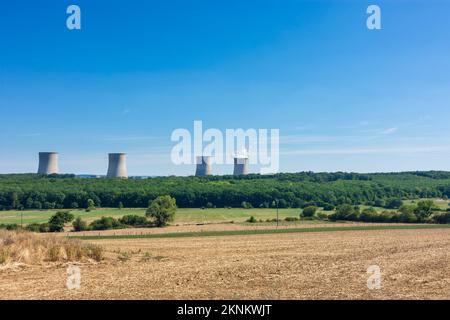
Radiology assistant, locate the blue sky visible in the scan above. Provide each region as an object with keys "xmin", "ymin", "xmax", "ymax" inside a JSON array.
[{"xmin": 1, "ymin": 0, "xmax": 450, "ymax": 175}]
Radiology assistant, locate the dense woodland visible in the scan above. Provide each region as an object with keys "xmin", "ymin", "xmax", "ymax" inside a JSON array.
[{"xmin": 1, "ymin": 171, "xmax": 450, "ymax": 211}]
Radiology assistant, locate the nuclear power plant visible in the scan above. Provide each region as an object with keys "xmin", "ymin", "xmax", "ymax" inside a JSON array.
[
  {"xmin": 233, "ymin": 157, "xmax": 249, "ymax": 175},
  {"xmin": 37, "ymin": 152, "xmax": 59, "ymax": 174},
  {"xmin": 33, "ymin": 152, "xmax": 250, "ymax": 176},
  {"xmin": 107, "ymin": 153, "xmax": 128, "ymax": 178},
  {"xmin": 195, "ymin": 156, "xmax": 212, "ymax": 176}
]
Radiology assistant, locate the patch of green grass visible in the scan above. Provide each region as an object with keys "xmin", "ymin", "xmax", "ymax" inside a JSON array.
[
  {"xmin": 0, "ymin": 208, "xmax": 300, "ymax": 225},
  {"xmin": 71, "ymin": 224, "xmax": 450, "ymax": 240}
]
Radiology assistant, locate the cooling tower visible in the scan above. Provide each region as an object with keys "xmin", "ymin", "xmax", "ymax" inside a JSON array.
[
  {"xmin": 107, "ymin": 153, "xmax": 128, "ymax": 178},
  {"xmin": 37, "ymin": 152, "xmax": 59, "ymax": 174},
  {"xmin": 195, "ymin": 156, "xmax": 212, "ymax": 176},
  {"xmin": 233, "ymin": 157, "xmax": 249, "ymax": 175}
]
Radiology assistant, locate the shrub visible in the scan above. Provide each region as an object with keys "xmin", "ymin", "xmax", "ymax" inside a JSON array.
[
  {"xmin": 48, "ymin": 211, "xmax": 75, "ymax": 232},
  {"xmin": 0, "ymin": 224, "xmax": 21, "ymax": 231},
  {"xmin": 359, "ymin": 207, "xmax": 378, "ymax": 222},
  {"xmin": 385, "ymin": 198, "xmax": 404, "ymax": 209},
  {"xmin": 25, "ymin": 223, "xmax": 42, "ymax": 232},
  {"xmin": 39, "ymin": 223, "xmax": 50, "ymax": 233},
  {"xmin": 302, "ymin": 206, "xmax": 318, "ymax": 218},
  {"xmin": 118, "ymin": 202, "xmax": 124, "ymax": 210},
  {"xmin": 241, "ymin": 201, "xmax": 252, "ymax": 209},
  {"xmin": 322, "ymin": 204, "xmax": 335, "ymax": 211},
  {"xmin": 316, "ymin": 211, "xmax": 328, "ymax": 220},
  {"xmin": 89, "ymin": 217, "xmax": 124, "ymax": 230},
  {"xmin": 330, "ymin": 204, "xmax": 360, "ymax": 221},
  {"xmin": 285, "ymin": 217, "xmax": 299, "ymax": 222},
  {"xmin": 146, "ymin": 195, "xmax": 177, "ymax": 227},
  {"xmin": 118, "ymin": 215, "xmax": 149, "ymax": 227},
  {"xmin": 246, "ymin": 216, "xmax": 257, "ymax": 223},
  {"xmin": 398, "ymin": 211, "xmax": 418, "ymax": 223},
  {"xmin": 414, "ymin": 200, "xmax": 438, "ymax": 222},
  {"xmin": 432, "ymin": 212, "xmax": 450, "ymax": 224},
  {"xmin": 72, "ymin": 217, "xmax": 89, "ymax": 232}
]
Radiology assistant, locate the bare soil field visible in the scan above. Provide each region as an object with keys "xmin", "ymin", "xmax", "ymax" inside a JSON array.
[
  {"xmin": 60, "ymin": 221, "xmax": 415, "ymax": 237},
  {"xmin": 1, "ymin": 228, "xmax": 450, "ymax": 299}
]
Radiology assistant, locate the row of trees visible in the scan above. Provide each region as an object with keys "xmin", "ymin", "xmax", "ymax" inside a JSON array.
[
  {"xmin": 0, "ymin": 172, "xmax": 450, "ymax": 211},
  {"xmin": 0, "ymin": 196, "xmax": 178, "ymax": 232},
  {"xmin": 327, "ymin": 200, "xmax": 449, "ymax": 224}
]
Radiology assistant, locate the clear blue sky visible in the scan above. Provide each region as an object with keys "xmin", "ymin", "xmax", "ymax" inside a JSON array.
[{"xmin": 1, "ymin": 0, "xmax": 449, "ymax": 175}]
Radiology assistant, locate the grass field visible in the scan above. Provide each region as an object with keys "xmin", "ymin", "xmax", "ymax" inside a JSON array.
[
  {"xmin": 1, "ymin": 198, "xmax": 448, "ymax": 226},
  {"xmin": 0, "ymin": 207, "xmax": 301, "ymax": 225}
]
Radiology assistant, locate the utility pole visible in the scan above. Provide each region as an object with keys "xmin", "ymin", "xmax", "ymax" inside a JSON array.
[
  {"xmin": 276, "ymin": 199, "xmax": 279, "ymax": 228},
  {"xmin": 21, "ymin": 212, "xmax": 23, "ymax": 229}
]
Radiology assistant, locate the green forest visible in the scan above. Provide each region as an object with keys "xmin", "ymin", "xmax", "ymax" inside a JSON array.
[{"xmin": 1, "ymin": 171, "xmax": 450, "ymax": 211}]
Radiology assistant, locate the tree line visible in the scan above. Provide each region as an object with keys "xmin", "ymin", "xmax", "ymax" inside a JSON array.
[{"xmin": 1, "ymin": 171, "xmax": 450, "ymax": 211}]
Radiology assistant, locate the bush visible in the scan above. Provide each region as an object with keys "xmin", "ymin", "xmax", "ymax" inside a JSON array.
[
  {"xmin": 302, "ymin": 206, "xmax": 318, "ymax": 218},
  {"xmin": 398, "ymin": 211, "xmax": 418, "ymax": 223},
  {"xmin": 322, "ymin": 204, "xmax": 335, "ymax": 211},
  {"xmin": 414, "ymin": 200, "xmax": 438, "ymax": 222},
  {"xmin": 359, "ymin": 207, "xmax": 378, "ymax": 222},
  {"xmin": 241, "ymin": 201, "xmax": 252, "ymax": 209},
  {"xmin": 0, "ymin": 224, "xmax": 21, "ymax": 231},
  {"xmin": 432, "ymin": 212, "xmax": 450, "ymax": 224},
  {"xmin": 118, "ymin": 202, "xmax": 124, "ymax": 210},
  {"xmin": 385, "ymin": 198, "xmax": 404, "ymax": 209},
  {"xmin": 246, "ymin": 216, "xmax": 257, "ymax": 223},
  {"xmin": 118, "ymin": 215, "xmax": 149, "ymax": 227},
  {"xmin": 316, "ymin": 211, "xmax": 329, "ymax": 220},
  {"xmin": 48, "ymin": 211, "xmax": 75, "ymax": 232},
  {"xmin": 89, "ymin": 217, "xmax": 124, "ymax": 230},
  {"xmin": 73, "ymin": 217, "xmax": 89, "ymax": 232},
  {"xmin": 39, "ymin": 223, "xmax": 50, "ymax": 233},
  {"xmin": 25, "ymin": 223, "xmax": 42, "ymax": 232},
  {"xmin": 329, "ymin": 204, "xmax": 360, "ymax": 221},
  {"xmin": 146, "ymin": 195, "xmax": 177, "ymax": 227},
  {"xmin": 285, "ymin": 217, "xmax": 299, "ymax": 222}
]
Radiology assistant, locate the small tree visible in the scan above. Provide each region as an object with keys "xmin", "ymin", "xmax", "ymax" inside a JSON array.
[
  {"xmin": 48, "ymin": 211, "xmax": 75, "ymax": 232},
  {"xmin": 414, "ymin": 200, "xmax": 437, "ymax": 222},
  {"xmin": 86, "ymin": 199, "xmax": 95, "ymax": 212},
  {"xmin": 302, "ymin": 206, "xmax": 318, "ymax": 218},
  {"xmin": 73, "ymin": 216, "xmax": 89, "ymax": 232},
  {"xmin": 241, "ymin": 201, "xmax": 252, "ymax": 209},
  {"xmin": 118, "ymin": 201, "xmax": 124, "ymax": 210},
  {"xmin": 146, "ymin": 195, "xmax": 177, "ymax": 227}
]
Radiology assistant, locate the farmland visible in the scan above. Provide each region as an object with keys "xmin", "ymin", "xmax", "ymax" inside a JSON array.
[
  {"xmin": 1, "ymin": 227, "xmax": 450, "ymax": 299},
  {"xmin": 0, "ymin": 207, "xmax": 302, "ymax": 225}
]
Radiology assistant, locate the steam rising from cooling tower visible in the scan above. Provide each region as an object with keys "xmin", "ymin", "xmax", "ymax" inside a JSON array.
[
  {"xmin": 195, "ymin": 156, "xmax": 212, "ymax": 176},
  {"xmin": 107, "ymin": 153, "xmax": 128, "ymax": 178},
  {"xmin": 37, "ymin": 152, "xmax": 59, "ymax": 174},
  {"xmin": 233, "ymin": 157, "xmax": 249, "ymax": 175}
]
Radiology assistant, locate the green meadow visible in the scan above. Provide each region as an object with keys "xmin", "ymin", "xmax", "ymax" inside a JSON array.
[{"xmin": 0, "ymin": 207, "xmax": 301, "ymax": 225}]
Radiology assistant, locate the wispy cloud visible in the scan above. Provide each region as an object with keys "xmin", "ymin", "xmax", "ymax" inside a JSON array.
[{"xmin": 379, "ymin": 127, "xmax": 398, "ymax": 135}]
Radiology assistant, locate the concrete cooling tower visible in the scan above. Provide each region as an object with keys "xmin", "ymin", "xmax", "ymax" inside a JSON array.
[
  {"xmin": 233, "ymin": 157, "xmax": 249, "ymax": 175},
  {"xmin": 37, "ymin": 152, "xmax": 59, "ymax": 174},
  {"xmin": 107, "ymin": 153, "xmax": 128, "ymax": 178},
  {"xmin": 195, "ymin": 156, "xmax": 212, "ymax": 176}
]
